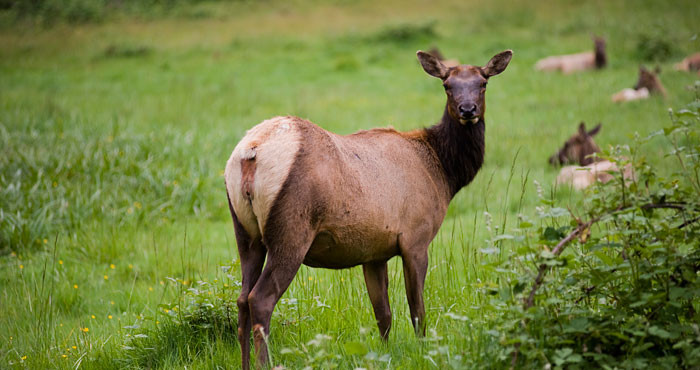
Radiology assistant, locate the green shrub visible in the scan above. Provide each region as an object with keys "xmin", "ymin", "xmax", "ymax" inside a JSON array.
[
  {"xmin": 488, "ymin": 91, "xmax": 700, "ymax": 368},
  {"xmin": 635, "ymin": 31, "xmax": 677, "ymax": 62},
  {"xmin": 370, "ymin": 20, "xmax": 437, "ymax": 43},
  {"xmin": 118, "ymin": 275, "xmax": 239, "ymax": 368}
]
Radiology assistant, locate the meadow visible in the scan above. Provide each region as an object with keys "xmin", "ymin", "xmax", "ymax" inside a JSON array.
[{"xmin": 1, "ymin": 0, "xmax": 699, "ymax": 368}]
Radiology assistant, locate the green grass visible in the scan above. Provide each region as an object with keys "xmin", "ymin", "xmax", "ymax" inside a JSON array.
[{"xmin": 1, "ymin": 0, "xmax": 699, "ymax": 368}]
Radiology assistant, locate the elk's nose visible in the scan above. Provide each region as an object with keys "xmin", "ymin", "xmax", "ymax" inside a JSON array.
[{"xmin": 459, "ymin": 104, "xmax": 477, "ymax": 118}]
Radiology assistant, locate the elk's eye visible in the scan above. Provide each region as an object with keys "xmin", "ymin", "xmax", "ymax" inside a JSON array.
[{"xmin": 443, "ymin": 83, "xmax": 449, "ymax": 90}]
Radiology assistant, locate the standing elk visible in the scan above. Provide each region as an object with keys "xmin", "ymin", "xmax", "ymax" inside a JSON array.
[
  {"xmin": 535, "ymin": 36, "xmax": 606, "ymax": 73},
  {"xmin": 549, "ymin": 122, "xmax": 634, "ymax": 189},
  {"xmin": 224, "ymin": 49, "xmax": 512, "ymax": 368}
]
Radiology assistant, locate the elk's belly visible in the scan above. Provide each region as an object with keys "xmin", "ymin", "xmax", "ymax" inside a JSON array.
[{"xmin": 303, "ymin": 229, "xmax": 400, "ymax": 269}]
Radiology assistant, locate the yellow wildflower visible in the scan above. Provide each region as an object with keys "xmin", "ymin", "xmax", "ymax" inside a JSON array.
[
  {"xmin": 91, "ymin": 315, "xmax": 95, "ymax": 319},
  {"xmin": 19, "ymin": 264, "xmax": 24, "ymax": 269},
  {"xmin": 104, "ymin": 275, "xmax": 108, "ymax": 280},
  {"xmin": 108, "ymin": 315, "xmax": 113, "ymax": 319},
  {"xmin": 73, "ymin": 284, "xmax": 78, "ymax": 289},
  {"xmin": 148, "ymin": 287, "xmax": 153, "ymax": 292},
  {"xmin": 110, "ymin": 264, "xmax": 115, "ymax": 269},
  {"xmin": 21, "ymin": 356, "xmax": 26, "ymax": 360},
  {"xmin": 59, "ymin": 260, "xmax": 63, "ymax": 265},
  {"xmin": 82, "ymin": 328, "xmax": 89, "ymax": 332}
]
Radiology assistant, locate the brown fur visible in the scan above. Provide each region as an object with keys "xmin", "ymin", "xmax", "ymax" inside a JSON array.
[
  {"xmin": 225, "ymin": 50, "xmax": 512, "ymax": 369},
  {"xmin": 549, "ymin": 122, "xmax": 602, "ymax": 166},
  {"xmin": 634, "ymin": 66, "xmax": 667, "ymax": 97}
]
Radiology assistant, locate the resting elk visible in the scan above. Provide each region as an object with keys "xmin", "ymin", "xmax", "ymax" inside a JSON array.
[
  {"xmin": 535, "ymin": 36, "xmax": 606, "ymax": 73},
  {"xmin": 612, "ymin": 66, "xmax": 666, "ymax": 103},
  {"xmin": 549, "ymin": 122, "xmax": 634, "ymax": 189},
  {"xmin": 224, "ymin": 49, "xmax": 512, "ymax": 368},
  {"xmin": 675, "ymin": 52, "xmax": 700, "ymax": 75}
]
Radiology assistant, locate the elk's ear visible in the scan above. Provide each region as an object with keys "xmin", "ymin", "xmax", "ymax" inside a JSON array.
[
  {"xmin": 417, "ymin": 50, "xmax": 449, "ymax": 79},
  {"xmin": 578, "ymin": 122, "xmax": 587, "ymax": 136},
  {"xmin": 588, "ymin": 123, "xmax": 602, "ymax": 137},
  {"xmin": 483, "ymin": 50, "xmax": 513, "ymax": 77}
]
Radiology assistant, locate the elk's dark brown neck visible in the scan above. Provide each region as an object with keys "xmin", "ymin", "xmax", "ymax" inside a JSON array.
[{"xmin": 425, "ymin": 105, "xmax": 485, "ymax": 198}]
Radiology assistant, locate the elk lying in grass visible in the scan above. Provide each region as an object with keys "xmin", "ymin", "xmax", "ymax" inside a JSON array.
[
  {"xmin": 549, "ymin": 122, "xmax": 634, "ymax": 189},
  {"xmin": 675, "ymin": 52, "xmax": 700, "ymax": 75},
  {"xmin": 612, "ymin": 66, "xmax": 666, "ymax": 103},
  {"xmin": 535, "ymin": 36, "xmax": 606, "ymax": 73},
  {"xmin": 224, "ymin": 49, "xmax": 512, "ymax": 368},
  {"xmin": 548, "ymin": 121, "xmax": 602, "ymax": 167}
]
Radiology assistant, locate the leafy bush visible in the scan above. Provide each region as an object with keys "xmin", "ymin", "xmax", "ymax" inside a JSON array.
[
  {"xmin": 635, "ymin": 30, "xmax": 677, "ymax": 62},
  {"xmin": 102, "ymin": 43, "xmax": 153, "ymax": 59},
  {"xmin": 0, "ymin": 0, "xmax": 239, "ymax": 24},
  {"xmin": 370, "ymin": 21, "xmax": 437, "ymax": 43},
  {"xmin": 119, "ymin": 275, "xmax": 239, "ymax": 368},
  {"xmin": 487, "ymin": 90, "xmax": 700, "ymax": 368}
]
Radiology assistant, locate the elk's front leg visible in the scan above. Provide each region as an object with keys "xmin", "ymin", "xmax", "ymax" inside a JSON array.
[{"xmin": 362, "ymin": 261, "xmax": 392, "ymax": 339}]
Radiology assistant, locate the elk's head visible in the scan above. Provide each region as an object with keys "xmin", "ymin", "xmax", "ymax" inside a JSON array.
[
  {"xmin": 635, "ymin": 66, "xmax": 666, "ymax": 96},
  {"xmin": 549, "ymin": 122, "xmax": 602, "ymax": 166},
  {"xmin": 417, "ymin": 49, "xmax": 512, "ymax": 125},
  {"xmin": 593, "ymin": 36, "xmax": 607, "ymax": 68}
]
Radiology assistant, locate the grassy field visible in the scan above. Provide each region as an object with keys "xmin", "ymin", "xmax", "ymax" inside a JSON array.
[{"xmin": 1, "ymin": 0, "xmax": 699, "ymax": 368}]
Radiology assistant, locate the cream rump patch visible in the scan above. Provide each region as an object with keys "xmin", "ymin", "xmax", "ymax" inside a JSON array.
[{"xmin": 224, "ymin": 116, "xmax": 302, "ymax": 239}]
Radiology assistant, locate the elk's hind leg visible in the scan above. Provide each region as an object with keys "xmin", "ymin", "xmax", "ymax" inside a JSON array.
[
  {"xmin": 399, "ymin": 232, "xmax": 431, "ymax": 337},
  {"xmin": 248, "ymin": 222, "xmax": 315, "ymax": 367},
  {"xmin": 363, "ymin": 261, "xmax": 392, "ymax": 339},
  {"xmin": 228, "ymin": 192, "xmax": 266, "ymax": 370}
]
